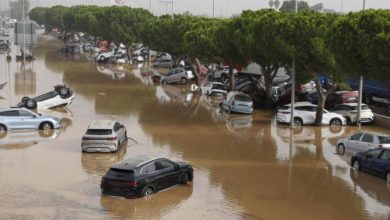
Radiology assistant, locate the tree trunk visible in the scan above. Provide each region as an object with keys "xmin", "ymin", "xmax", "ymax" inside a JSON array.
[
  {"xmin": 314, "ymin": 76, "xmax": 325, "ymax": 126},
  {"xmin": 192, "ymin": 58, "xmax": 202, "ymax": 87},
  {"xmin": 263, "ymin": 67, "xmax": 278, "ymax": 109},
  {"xmin": 229, "ymin": 60, "xmax": 235, "ymax": 91}
]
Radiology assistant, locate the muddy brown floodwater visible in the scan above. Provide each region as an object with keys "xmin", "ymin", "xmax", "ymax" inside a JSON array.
[{"xmin": 0, "ymin": 34, "xmax": 390, "ymax": 220}]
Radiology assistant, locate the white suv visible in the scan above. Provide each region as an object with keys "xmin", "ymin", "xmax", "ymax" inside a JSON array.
[
  {"xmin": 276, "ymin": 102, "xmax": 346, "ymax": 126},
  {"xmin": 81, "ymin": 120, "xmax": 127, "ymax": 153},
  {"xmin": 332, "ymin": 103, "xmax": 374, "ymax": 124}
]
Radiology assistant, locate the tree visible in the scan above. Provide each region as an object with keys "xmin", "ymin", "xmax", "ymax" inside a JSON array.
[{"xmin": 29, "ymin": 7, "xmax": 48, "ymax": 27}]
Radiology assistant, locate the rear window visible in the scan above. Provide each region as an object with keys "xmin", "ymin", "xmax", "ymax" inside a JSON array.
[
  {"xmin": 235, "ymin": 95, "xmax": 252, "ymax": 102},
  {"xmin": 108, "ymin": 168, "xmax": 134, "ymax": 177},
  {"xmin": 379, "ymin": 136, "xmax": 390, "ymax": 144},
  {"xmin": 86, "ymin": 129, "xmax": 112, "ymax": 135}
]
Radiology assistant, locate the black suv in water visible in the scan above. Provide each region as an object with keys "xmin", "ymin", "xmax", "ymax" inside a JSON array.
[{"xmin": 101, "ymin": 156, "xmax": 193, "ymax": 198}]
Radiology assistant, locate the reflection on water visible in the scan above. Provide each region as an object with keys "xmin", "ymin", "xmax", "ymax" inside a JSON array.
[
  {"xmin": 0, "ymin": 129, "xmax": 60, "ymax": 149},
  {"xmin": 1, "ymin": 34, "xmax": 390, "ymax": 219}
]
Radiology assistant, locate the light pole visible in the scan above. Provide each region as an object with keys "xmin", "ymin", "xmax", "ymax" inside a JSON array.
[
  {"xmin": 290, "ymin": 0, "xmax": 298, "ymax": 128},
  {"xmin": 357, "ymin": 0, "xmax": 366, "ymax": 127},
  {"xmin": 212, "ymin": 0, "xmax": 215, "ymax": 17}
]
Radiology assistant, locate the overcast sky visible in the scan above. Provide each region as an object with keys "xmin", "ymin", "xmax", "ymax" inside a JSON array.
[{"xmin": 7, "ymin": 0, "xmax": 390, "ymax": 17}]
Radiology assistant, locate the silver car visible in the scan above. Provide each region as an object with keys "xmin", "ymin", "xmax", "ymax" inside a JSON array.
[
  {"xmin": 0, "ymin": 108, "xmax": 61, "ymax": 132},
  {"xmin": 161, "ymin": 67, "xmax": 195, "ymax": 85},
  {"xmin": 337, "ymin": 132, "xmax": 390, "ymax": 155},
  {"xmin": 81, "ymin": 120, "xmax": 127, "ymax": 153}
]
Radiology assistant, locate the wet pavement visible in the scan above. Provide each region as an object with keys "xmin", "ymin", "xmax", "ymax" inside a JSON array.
[{"xmin": 0, "ymin": 34, "xmax": 390, "ymax": 219}]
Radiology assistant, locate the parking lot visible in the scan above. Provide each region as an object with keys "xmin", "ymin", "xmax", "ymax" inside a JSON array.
[{"xmin": 0, "ymin": 35, "xmax": 390, "ymax": 219}]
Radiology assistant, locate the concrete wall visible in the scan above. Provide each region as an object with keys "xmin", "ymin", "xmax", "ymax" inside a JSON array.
[{"xmin": 374, "ymin": 113, "xmax": 390, "ymax": 129}]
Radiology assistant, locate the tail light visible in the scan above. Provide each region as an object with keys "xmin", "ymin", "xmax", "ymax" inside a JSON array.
[{"xmin": 124, "ymin": 181, "xmax": 139, "ymax": 187}]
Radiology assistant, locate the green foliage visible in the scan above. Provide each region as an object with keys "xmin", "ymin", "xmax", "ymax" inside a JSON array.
[
  {"xmin": 280, "ymin": 0, "xmax": 309, "ymax": 12},
  {"xmin": 29, "ymin": 7, "xmax": 48, "ymax": 25}
]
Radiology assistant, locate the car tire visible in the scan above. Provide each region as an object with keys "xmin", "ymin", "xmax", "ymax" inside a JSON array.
[
  {"xmin": 180, "ymin": 173, "xmax": 189, "ymax": 185},
  {"xmin": 142, "ymin": 186, "xmax": 154, "ymax": 197},
  {"xmin": 206, "ymin": 91, "xmax": 210, "ymax": 96},
  {"xmin": 22, "ymin": 96, "xmax": 29, "ymax": 103},
  {"xmin": 181, "ymin": 78, "xmax": 187, "ymax": 84},
  {"xmin": 39, "ymin": 122, "xmax": 53, "ymax": 130},
  {"xmin": 26, "ymin": 98, "xmax": 37, "ymax": 109},
  {"xmin": 346, "ymin": 117, "xmax": 352, "ymax": 125},
  {"xmin": 387, "ymin": 172, "xmax": 390, "ymax": 184},
  {"xmin": 39, "ymin": 129, "xmax": 54, "ymax": 138},
  {"xmin": 0, "ymin": 124, "xmax": 6, "ymax": 138},
  {"xmin": 118, "ymin": 52, "xmax": 123, "ymax": 57},
  {"xmin": 59, "ymin": 87, "xmax": 71, "ymax": 98},
  {"xmin": 293, "ymin": 118, "xmax": 303, "ymax": 126},
  {"xmin": 99, "ymin": 56, "xmax": 105, "ymax": 61},
  {"xmin": 330, "ymin": 118, "xmax": 342, "ymax": 126},
  {"xmin": 352, "ymin": 160, "xmax": 360, "ymax": 171},
  {"xmin": 337, "ymin": 144, "xmax": 345, "ymax": 155},
  {"xmin": 162, "ymin": 80, "xmax": 167, "ymax": 86}
]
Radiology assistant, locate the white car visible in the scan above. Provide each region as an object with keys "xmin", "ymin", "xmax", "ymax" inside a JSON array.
[
  {"xmin": 17, "ymin": 85, "xmax": 74, "ymax": 109},
  {"xmin": 276, "ymin": 102, "xmax": 346, "ymax": 126},
  {"xmin": 81, "ymin": 120, "xmax": 127, "ymax": 153},
  {"xmin": 222, "ymin": 91, "xmax": 253, "ymax": 114},
  {"xmin": 201, "ymin": 82, "xmax": 228, "ymax": 96},
  {"xmin": 336, "ymin": 132, "xmax": 390, "ymax": 155},
  {"xmin": 96, "ymin": 48, "xmax": 126, "ymax": 62},
  {"xmin": 332, "ymin": 103, "xmax": 374, "ymax": 124}
]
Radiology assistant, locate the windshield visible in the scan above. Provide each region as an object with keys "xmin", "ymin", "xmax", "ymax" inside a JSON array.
[
  {"xmin": 379, "ymin": 136, "xmax": 390, "ymax": 144},
  {"xmin": 235, "ymin": 95, "xmax": 252, "ymax": 102},
  {"xmin": 86, "ymin": 129, "xmax": 112, "ymax": 135}
]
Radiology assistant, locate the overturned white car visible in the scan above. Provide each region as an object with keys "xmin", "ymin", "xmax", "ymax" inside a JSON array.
[{"xmin": 17, "ymin": 85, "xmax": 74, "ymax": 109}]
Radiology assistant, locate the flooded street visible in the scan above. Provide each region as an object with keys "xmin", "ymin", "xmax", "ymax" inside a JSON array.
[{"xmin": 1, "ymin": 34, "xmax": 390, "ymax": 220}]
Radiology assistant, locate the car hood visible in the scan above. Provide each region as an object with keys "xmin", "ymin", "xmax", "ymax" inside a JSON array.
[{"xmin": 38, "ymin": 115, "xmax": 59, "ymax": 121}]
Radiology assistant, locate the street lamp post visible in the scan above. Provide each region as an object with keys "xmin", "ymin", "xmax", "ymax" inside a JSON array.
[
  {"xmin": 212, "ymin": 0, "xmax": 215, "ymax": 17},
  {"xmin": 290, "ymin": 0, "xmax": 298, "ymax": 128}
]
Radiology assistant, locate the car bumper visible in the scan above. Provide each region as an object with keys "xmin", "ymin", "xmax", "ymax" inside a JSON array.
[
  {"xmin": 231, "ymin": 106, "xmax": 253, "ymax": 114},
  {"xmin": 276, "ymin": 114, "xmax": 291, "ymax": 124},
  {"xmin": 101, "ymin": 184, "xmax": 143, "ymax": 198},
  {"xmin": 81, "ymin": 143, "xmax": 117, "ymax": 152}
]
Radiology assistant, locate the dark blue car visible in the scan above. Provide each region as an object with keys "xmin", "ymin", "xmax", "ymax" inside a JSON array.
[{"xmin": 351, "ymin": 148, "xmax": 390, "ymax": 183}]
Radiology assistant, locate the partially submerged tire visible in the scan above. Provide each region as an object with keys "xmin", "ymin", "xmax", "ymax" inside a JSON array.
[
  {"xmin": 293, "ymin": 118, "xmax": 303, "ymax": 126},
  {"xmin": 26, "ymin": 99, "xmax": 37, "ymax": 109},
  {"xmin": 330, "ymin": 118, "xmax": 342, "ymax": 126},
  {"xmin": 0, "ymin": 124, "xmax": 6, "ymax": 138},
  {"xmin": 99, "ymin": 56, "xmax": 105, "ymax": 61},
  {"xmin": 39, "ymin": 122, "xmax": 53, "ymax": 130},
  {"xmin": 59, "ymin": 87, "xmax": 71, "ymax": 98},
  {"xmin": 142, "ymin": 186, "xmax": 154, "ymax": 197},
  {"xmin": 337, "ymin": 144, "xmax": 345, "ymax": 155},
  {"xmin": 181, "ymin": 78, "xmax": 187, "ymax": 84},
  {"xmin": 352, "ymin": 160, "xmax": 360, "ymax": 171},
  {"xmin": 180, "ymin": 173, "xmax": 189, "ymax": 185}
]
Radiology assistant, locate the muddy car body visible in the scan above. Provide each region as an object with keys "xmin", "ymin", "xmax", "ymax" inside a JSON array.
[{"xmin": 17, "ymin": 85, "xmax": 74, "ymax": 109}]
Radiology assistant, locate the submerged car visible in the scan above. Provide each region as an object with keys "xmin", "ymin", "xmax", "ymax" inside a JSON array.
[
  {"xmin": 101, "ymin": 156, "xmax": 193, "ymax": 198},
  {"xmin": 0, "ymin": 108, "xmax": 61, "ymax": 132},
  {"xmin": 201, "ymin": 82, "xmax": 227, "ymax": 96},
  {"xmin": 332, "ymin": 103, "xmax": 374, "ymax": 124},
  {"xmin": 222, "ymin": 91, "xmax": 253, "ymax": 114},
  {"xmin": 17, "ymin": 85, "xmax": 74, "ymax": 109},
  {"xmin": 336, "ymin": 132, "xmax": 390, "ymax": 155},
  {"xmin": 81, "ymin": 120, "xmax": 127, "ymax": 153},
  {"xmin": 160, "ymin": 67, "xmax": 194, "ymax": 85},
  {"xmin": 276, "ymin": 102, "xmax": 346, "ymax": 126},
  {"xmin": 351, "ymin": 148, "xmax": 390, "ymax": 183},
  {"xmin": 96, "ymin": 47, "xmax": 126, "ymax": 62}
]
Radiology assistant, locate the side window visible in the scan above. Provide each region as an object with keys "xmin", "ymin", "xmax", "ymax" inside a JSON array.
[
  {"xmin": 174, "ymin": 69, "xmax": 181, "ymax": 74},
  {"xmin": 350, "ymin": 133, "xmax": 363, "ymax": 141},
  {"xmin": 19, "ymin": 110, "xmax": 35, "ymax": 117},
  {"xmin": 361, "ymin": 134, "xmax": 374, "ymax": 143},
  {"xmin": 113, "ymin": 122, "xmax": 120, "ymax": 132},
  {"xmin": 141, "ymin": 163, "xmax": 156, "ymax": 174},
  {"xmin": 380, "ymin": 150, "xmax": 390, "ymax": 160},
  {"xmin": 155, "ymin": 160, "xmax": 175, "ymax": 171},
  {"xmin": 308, "ymin": 106, "xmax": 317, "ymax": 112},
  {"xmin": 166, "ymin": 70, "xmax": 173, "ymax": 76},
  {"xmin": 295, "ymin": 106, "xmax": 305, "ymax": 111},
  {"xmin": 0, "ymin": 110, "xmax": 19, "ymax": 116},
  {"xmin": 366, "ymin": 149, "xmax": 383, "ymax": 158}
]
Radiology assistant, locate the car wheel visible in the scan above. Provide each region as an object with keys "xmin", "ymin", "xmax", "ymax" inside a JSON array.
[
  {"xmin": 352, "ymin": 160, "xmax": 360, "ymax": 171},
  {"xmin": 293, "ymin": 118, "xmax": 303, "ymax": 126},
  {"xmin": 39, "ymin": 129, "xmax": 54, "ymax": 138},
  {"xmin": 337, "ymin": 144, "xmax": 345, "ymax": 155},
  {"xmin": 99, "ymin": 56, "xmax": 105, "ymax": 61},
  {"xmin": 330, "ymin": 118, "xmax": 342, "ymax": 126},
  {"xmin": 0, "ymin": 124, "xmax": 6, "ymax": 138},
  {"xmin": 387, "ymin": 172, "xmax": 390, "ymax": 184},
  {"xmin": 162, "ymin": 80, "xmax": 167, "ymax": 86},
  {"xmin": 142, "ymin": 187, "xmax": 154, "ymax": 197},
  {"xmin": 181, "ymin": 78, "xmax": 187, "ymax": 84},
  {"xmin": 39, "ymin": 122, "xmax": 53, "ymax": 130},
  {"xmin": 206, "ymin": 91, "xmax": 210, "ymax": 96},
  {"xmin": 346, "ymin": 117, "xmax": 352, "ymax": 125},
  {"xmin": 180, "ymin": 173, "xmax": 189, "ymax": 185},
  {"xmin": 22, "ymin": 96, "xmax": 29, "ymax": 103},
  {"xmin": 26, "ymin": 99, "xmax": 37, "ymax": 109}
]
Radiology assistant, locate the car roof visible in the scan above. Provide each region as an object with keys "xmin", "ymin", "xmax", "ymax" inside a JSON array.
[
  {"xmin": 337, "ymin": 102, "xmax": 367, "ymax": 107},
  {"xmin": 0, "ymin": 107, "xmax": 30, "ymax": 112},
  {"xmin": 88, "ymin": 120, "xmax": 116, "ymax": 129},
  {"xmin": 111, "ymin": 156, "xmax": 162, "ymax": 171},
  {"xmin": 283, "ymin": 101, "xmax": 316, "ymax": 107},
  {"xmin": 352, "ymin": 131, "xmax": 390, "ymax": 137}
]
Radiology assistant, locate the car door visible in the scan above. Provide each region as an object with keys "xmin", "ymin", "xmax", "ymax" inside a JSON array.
[
  {"xmin": 371, "ymin": 149, "xmax": 390, "ymax": 177},
  {"xmin": 203, "ymin": 82, "xmax": 211, "ymax": 94},
  {"xmin": 359, "ymin": 134, "xmax": 375, "ymax": 152},
  {"xmin": 18, "ymin": 110, "xmax": 39, "ymax": 129},
  {"xmin": 154, "ymin": 159, "xmax": 180, "ymax": 189},
  {"xmin": 172, "ymin": 69, "xmax": 182, "ymax": 82},
  {"xmin": 346, "ymin": 133, "xmax": 363, "ymax": 152},
  {"xmin": 360, "ymin": 148, "xmax": 383, "ymax": 173},
  {"xmin": 165, "ymin": 70, "xmax": 174, "ymax": 83},
  {"xmin": 0, "ymin": 110, "xmax": 22, "ymax": 129}
]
